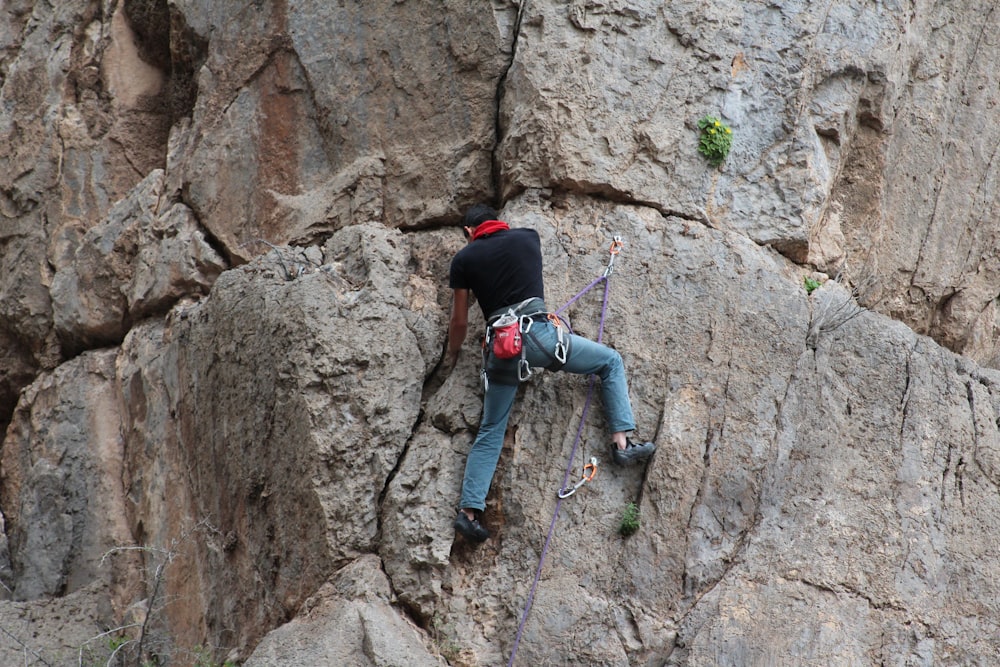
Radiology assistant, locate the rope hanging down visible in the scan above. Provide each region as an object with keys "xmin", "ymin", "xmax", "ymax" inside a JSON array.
[{"xmin": 507, "ymin": 236, "xmax": 624, "ymax": 667}]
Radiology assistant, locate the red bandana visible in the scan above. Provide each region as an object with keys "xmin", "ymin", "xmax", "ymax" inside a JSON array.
[{"xmin": 471, "ymin": 219, "xmax": 510, "ymax": 240}]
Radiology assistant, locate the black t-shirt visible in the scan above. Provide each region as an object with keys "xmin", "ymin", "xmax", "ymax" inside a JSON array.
[{"xmin": 449, "ymin": 227, "xmax": 545, "ymax": 320}]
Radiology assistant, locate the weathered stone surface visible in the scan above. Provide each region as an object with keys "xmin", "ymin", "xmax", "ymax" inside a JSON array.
[
  {"xmin": 244, "ymin": 555, "xmax": 447, "ymax": 667},
  {"xmin": 0, "ymin": 350, "xmax": 133, "ymax": 601},
  {"xmin": 51, "ymin": 169, "xmax": 225, "ymax": 353},
  {"xmin": 129, "ymin": 224, "xmax": 438, "ymax": 655},
  {"xmin": 116, "ymin": 316, "xmax": 208, "ymax": 653},
  {"xmin": 0, "ymin": 0, "xmax": 173, "ymax": 410},
  {"xmin": 834, "ymin": 1, "xmax": 1000, "ymax": 366},
  {"xmin": 498, "ymin": 2, "xmax": 910, "ymax": 254},
  {"xmin": 165, "ymin": 0, "xmax": 514, "ymax": 260},
  {"xmin": 0, "ymin": 582, "xmax": 117, "ymax": 666},
  {"xmin": 5, "ymin": 0, "xmax": 1000, "ymax": 665},
  {"xmin": 667, "ymin": 282, "xmax": 1000, "ymax": 666}
]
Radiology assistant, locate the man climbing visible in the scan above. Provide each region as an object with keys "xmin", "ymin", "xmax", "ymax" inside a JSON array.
[{"xmin": 447, "ymin": 203, "xmax": 655, "ymax": 543}]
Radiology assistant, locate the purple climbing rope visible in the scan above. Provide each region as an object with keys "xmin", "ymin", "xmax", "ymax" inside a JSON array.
[{"xmin": 507, "ymin": 248, "xmax": 617, "ymax": 667}]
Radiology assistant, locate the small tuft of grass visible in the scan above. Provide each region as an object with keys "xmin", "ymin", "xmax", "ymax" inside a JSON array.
[{"xmin": 619, "ymin": 502, "xmax": 641, "ymax": 537}]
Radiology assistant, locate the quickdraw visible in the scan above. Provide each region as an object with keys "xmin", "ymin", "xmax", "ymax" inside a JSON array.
[
  {"xmin": 603, "ymin": 235, "xmax": 624, "ymax": 277},
  {"xmin": 557, "ymin": 457, "xmax": 598, "ymax": 498},
  {"xmin": 547, "ymin": 313, "xmax": 568, "ymax": 364}
]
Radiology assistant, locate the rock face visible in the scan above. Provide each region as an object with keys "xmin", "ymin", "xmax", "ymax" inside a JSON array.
[{"xmin": 2, "ymin": 1, "xmax": 1000, "ymax": 665}]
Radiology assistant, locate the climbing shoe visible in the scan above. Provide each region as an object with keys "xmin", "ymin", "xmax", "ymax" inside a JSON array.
[
  {"xmin": 610, "ymin": 438, "xmax": 656, "ymax": 465},
  {"xmin": 454, "ymin": 511, "xmax": 490, "ymax": 543}
]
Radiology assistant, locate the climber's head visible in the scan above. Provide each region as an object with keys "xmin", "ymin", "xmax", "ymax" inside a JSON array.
[{"xmin": 462, "ymin": 204, "xmax": 499, "ymax": 239}]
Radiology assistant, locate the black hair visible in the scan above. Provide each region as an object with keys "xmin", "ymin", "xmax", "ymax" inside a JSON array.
[{"xmin": 463, "ymin": 204, "xmax": 499, "ymax": 228}]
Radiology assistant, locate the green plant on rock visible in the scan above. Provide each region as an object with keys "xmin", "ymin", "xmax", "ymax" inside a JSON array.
[
  {"xmin": 619, "ymin": 502, "xmax": 641, "ymax": 537},
  {"xmin": 804, "ymin": 276, "xmax": 821, "ymax": 294},
  {"xmin": 193, "ymin": 645, "xmax": 238, "ymax": 667},
  {"xmin": 697, "ymin": 115, "xmax": 733, "ymax": 167},
  {"xmin": 431, "ymin": 615, "xmax": 464, "ymax": 663}
]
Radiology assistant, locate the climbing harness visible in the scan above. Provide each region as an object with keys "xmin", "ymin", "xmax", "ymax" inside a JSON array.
[
  {"xmin": 507, "ymin": 236, "xmax": 624, "ymax": 667},
  {"xmin": 481, "ymin": 297, "xmax": 554, "ymax": 388},
  {"xmin": 556, "ymin": 457, "xmax": 598, "ymax": 498}
]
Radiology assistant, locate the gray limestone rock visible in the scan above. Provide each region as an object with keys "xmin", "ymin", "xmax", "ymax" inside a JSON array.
[
  {"xmin": 244, "ymin": 555, "xmax": 447, "ymax": 667},
  {"xmin": 50, "ymin": 169, "xmax": 225, "ymax": 353},
  {"xmin": 3, "ymin": 1, "xmax": 1000, "ymax": 665}
]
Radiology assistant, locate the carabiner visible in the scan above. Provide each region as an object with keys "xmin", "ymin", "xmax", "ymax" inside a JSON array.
[
  {"xmin": 557, "ymin": 457, "xmax": 599, "ymax": 498},
  {"xmin": 554, "ymin": 341, "xmax": 568, "ymax": 364},
  {"xmin": 609, "ymin": 236, "xmax": 624, "ymax": 255},
  {"xmin": 549, "ymin": 313, "xmax": 568, "ymax": 363},
  {"xmin": 604, "ymin": 235, "xmax": 624, "ymax": 277}
]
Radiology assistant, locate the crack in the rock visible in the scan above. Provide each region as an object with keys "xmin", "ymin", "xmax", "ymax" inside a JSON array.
[
  {"xmin": 675, "ymin": 299, "xmax": 806, "ymax": 646},
  {"xmin": 178, "ymin": 183, "xmax": 237, "ymax": 268},
  {"xmin": 583, "ymin": 187, "xmax": 718, "ymax": 229},
  {"xmin": 957, "ymin": 377, "xmax": 979, "ymax": 507},
  {"xmin": 937, "ymin": 379, "xmax": 958, "ymax": 510},
  {"xmin": 799, "ymin": 576, "xmax": 909, "ymax": 614},
  {"xmin": 377, "ymin": 554, "xmax": 431, "ymax": 634},
  {"xmin": 899, "ymin": 345, "xmax": 914, "ymax": 413},
  {"xmin": 490, "ymin": 1, "xmax": 528, "ymax": 204},
  {"xmin": 376, "ymin": 412, "xmax": 419, "ymax": 524},
  {"xmin": 679, "ymin": 312, "xmax": 736, "ymax": 601},
  {"xmin": 373, "ymin": 420, "xmax": 425, "ymax": 635}
]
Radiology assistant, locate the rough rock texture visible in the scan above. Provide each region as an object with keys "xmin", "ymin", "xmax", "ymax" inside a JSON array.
[
  {"xmin": 166, "ymin": 0, "xmax": 514, "ymax": 258},
  {"xmin": 51, "ymin": 169, "xmax": 225, "ymax": 353},
  {"xmin": 243, "ymin": 555, "xmax": 447, "ymax": 667},
  {"xmin": 0, "ymin": 349, "xmax": 133, "ymax": 601},
  {"xmin": 3, "ymin": 1, "xmax": 1000, "ymax": 665}
]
